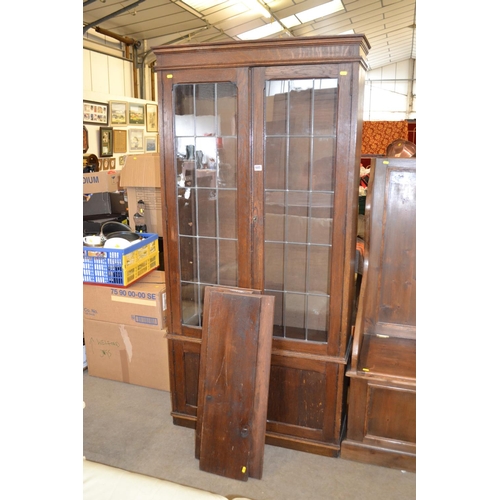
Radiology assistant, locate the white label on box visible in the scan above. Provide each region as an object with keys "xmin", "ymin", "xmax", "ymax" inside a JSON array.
[{"xmin": 111, "ymin": 296, "xmax": 156, "ymax": 306}]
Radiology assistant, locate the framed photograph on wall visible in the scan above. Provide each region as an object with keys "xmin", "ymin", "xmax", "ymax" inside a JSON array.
[
  {"xmin": 128, "ymin": 128, "xmax": 144, "ymax": 151},
  {"xmin": 128, "ymin": 103, "xmax": 145, "ymax": 125},
  {"xmin": 83, "ymin": 100, "xmax": 108, "ymax": 125},
  {"xmin": 83, "ymin": 126, "xmax": 89, "ymax": 153},
  {"xmin": 146, "ymin": 104, "xmax": 158, "ymax": 132},
  {"xmin": 113, "ymin": 129, "xmax": 127, "ymax": 153},
  {"xmin": 99, "ymin": 127, "xmax": 113, "ymax": 157},
  {"xmin": 145, "ymin": 135, "xmax": 158, "ymax": 153},
  {"xmin": 109, "ymin": 101, "xmax": 128, "ymax": 126}
]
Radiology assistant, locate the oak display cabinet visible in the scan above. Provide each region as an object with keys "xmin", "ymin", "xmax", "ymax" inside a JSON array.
[{"xmin": 153, "ymin": 36, "xmax": 370, "ymax": 457}]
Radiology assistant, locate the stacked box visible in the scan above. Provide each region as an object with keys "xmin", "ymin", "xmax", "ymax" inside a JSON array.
[{"xmin": 83, "ymin": 271, "xmax": 170, "ymax": 391}]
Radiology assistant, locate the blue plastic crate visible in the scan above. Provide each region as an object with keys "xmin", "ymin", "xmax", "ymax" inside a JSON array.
[{"xmin": 83, "ymin": 233, "xmax": 159, "ymax": 287}]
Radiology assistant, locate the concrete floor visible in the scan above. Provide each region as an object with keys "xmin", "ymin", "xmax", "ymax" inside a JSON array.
[{"xmin": 83, "ymin": 371, "xmax": 416, "ymax": 500}]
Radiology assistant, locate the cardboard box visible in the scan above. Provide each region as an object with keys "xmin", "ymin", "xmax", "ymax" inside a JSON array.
[
  {"xmin": 83, "ymin": 271, "xmax": 167, "ymax": 329},
  {"xmin": 83, "ymin": 318, "xmax": 170, "ymax": 391},
  {"xmin": 120, "ymin": 154, "xmax": 163, "ymax": 236},
  {"xmin": 83, "ymin": 170, "xmax": 121, "ymax": 194}
]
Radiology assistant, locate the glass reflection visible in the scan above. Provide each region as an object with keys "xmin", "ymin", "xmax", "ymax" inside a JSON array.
[
  {"xmin": 174, "ymin": 82, "xmax": 238, "ymax": 326},
  {"xmin": 264, "ymin": 77, "xmax": 338, "ymax": 343}
]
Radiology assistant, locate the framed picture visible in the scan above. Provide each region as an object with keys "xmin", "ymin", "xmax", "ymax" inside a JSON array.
[
  {"xmin": 145, "ymin": 135, "xmax": 158, "ymax": 153},
  {"xmin": 109, "ymin": 101, "xmax": 128, "ymax": 126},
  {"xmin": 99, "ymin": 127, "xmax": 113, "ymax": 157},
  {"xmin": 83, "ymin": 126, "xmax": 89, "ymax": 153},
  {"xmin": 113, "ymin": 129, "xmax": 127, "ymax": 153},
  {"xmin": 83, "ymin": 100, "xmax": 108, "ymax": 125},
  {"xmin": 146, "ymin": 103, "xmax": 158, "ymax": 132},
  {"xmin": 128, "ymin": 103, "xmax": 145, "ymax": 125},
  {"xmin": 128, "ymin": 128, "xmax": 144, "ymax": 151}
]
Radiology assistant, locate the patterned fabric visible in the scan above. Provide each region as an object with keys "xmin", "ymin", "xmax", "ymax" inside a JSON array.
[{"xmin": 361, "ymin": 121, "xmax": 409, "ymax": 155}]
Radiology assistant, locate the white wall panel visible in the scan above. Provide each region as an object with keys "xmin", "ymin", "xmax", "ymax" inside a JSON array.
[
  {"xmin": 83, "ymin": 50, "xmax": 92, "ymax": 92},
  {"xmin": 90, "ymin": 51, "xmax": 109, "ymax": 94},
  {"xmin": 363, "ymin": 59, "xmax": 416, "ymax": 121},
  {"xmin": 108, "ymin": 57, "xmax": 126, "ymax": 96}
]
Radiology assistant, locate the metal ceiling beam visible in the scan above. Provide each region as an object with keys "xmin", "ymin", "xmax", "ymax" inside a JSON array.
[{"xmin": 83, "ymin": 0, "xmax": 146, "ymax": 35}]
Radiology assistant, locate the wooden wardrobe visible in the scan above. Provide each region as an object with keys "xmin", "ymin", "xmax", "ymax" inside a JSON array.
[
  {"xmin": 153, "ymin": 35, "xmax": 370, "ymax": 457},
  {"xmin": 341, "ymin": 157, "xmax": 416, "ymax": 471}
]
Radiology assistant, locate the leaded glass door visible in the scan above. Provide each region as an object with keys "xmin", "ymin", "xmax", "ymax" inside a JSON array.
[
  {"xmin": 251, "ymin": 65, "xmax": 356, "ymax": 356},
  {"xmin": 164, "ymin": 68, "xmax": 252, "ymax": 336}
]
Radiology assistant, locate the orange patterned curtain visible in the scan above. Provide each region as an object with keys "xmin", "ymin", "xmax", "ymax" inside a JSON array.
[{"xmin": 361, "ymin": 121, "xmax": 409, "ymax": 155}]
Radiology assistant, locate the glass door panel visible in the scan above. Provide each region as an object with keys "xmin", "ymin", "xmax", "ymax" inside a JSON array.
[
  {"xmin": 174, "ymin": 81, "xmax": 238, "ymax": 327},
  {"xmin": 264, "ymin": 78, "xmax": 338, "ymax": 343}
]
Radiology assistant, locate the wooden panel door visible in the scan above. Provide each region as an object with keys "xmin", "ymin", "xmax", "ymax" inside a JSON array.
[{"xmin": 196, "ymin": 287, "xmax": 274, "ymax": 480}]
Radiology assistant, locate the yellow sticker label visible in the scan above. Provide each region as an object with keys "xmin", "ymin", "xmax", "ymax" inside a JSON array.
[
  {"xmin": 167, "ymin": 74, "xmax": 173, "ymax": 79},
  {"xmin": 340, "ymin": 71, "xmax": 348, "ymax": 75},
  {"xmin": 362, "ymin": 368, "xmax": 370, "ymax": 372}
]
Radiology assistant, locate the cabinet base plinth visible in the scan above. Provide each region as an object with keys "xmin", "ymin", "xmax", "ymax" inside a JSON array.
[
  {"xmin": 265, "ymin": 432, "xmax": 340, "ymax": 458},
  {"xmin": 341, "ymin": 440, "xmax": 416, "ymax": 472},
  {"xmin": 172, "ymin": 412, "xmax": 196, "ymax": 429}
]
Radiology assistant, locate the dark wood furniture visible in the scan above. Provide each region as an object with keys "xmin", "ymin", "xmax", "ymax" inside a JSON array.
[
  {"xmin": 341, "ymin": 157, "xmax": 416, "ymax": 471},
  {"xmin": 196, "ymin": 286, "xmax": 274, "ymax": 480},
  {"xmin": 153, "ymin": 36, "xmax": 370, "ymax": 457}
]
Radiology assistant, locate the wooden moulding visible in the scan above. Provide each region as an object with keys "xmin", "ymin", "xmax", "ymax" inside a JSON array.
[
  {"xmin": 195, "ymin": 286, "xmax": 274, "ymax": 481},
  {"xmin": 153, "ymin": 35, "xmax": 370, "ymax": 71}
]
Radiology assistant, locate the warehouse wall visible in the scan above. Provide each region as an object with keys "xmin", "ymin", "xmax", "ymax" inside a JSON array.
[{"xmin": 83, "ymin": 45, "xmax": 416, "ymax": 133}]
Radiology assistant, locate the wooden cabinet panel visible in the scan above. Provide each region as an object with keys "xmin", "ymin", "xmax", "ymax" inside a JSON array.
[
  {"xmin": 196, "ymin": 287, "xmax": 274, "ymax": 480},
  {"xmin": 342, "ymin": 378, "xmax": 416, "ymax": 471},
  {"xmin": 170, "ymin": 338, "xmax": 200, "ymax": 425}
]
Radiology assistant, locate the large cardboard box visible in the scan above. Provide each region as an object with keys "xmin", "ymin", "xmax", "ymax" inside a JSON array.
[
  {"xmin": 83, "ymin": 271, "xmax": 167, "ymax": 329},
  {"xmin": 83, "ymin": 170, "xmax": 121, "ymax": 194},
  {"xmin": 83, "ymin": 318, "xmax": 170, "ymax": 391},
  {"xmin": 120, "ymin": 154, "xmax": 163, "ymax": 236}
]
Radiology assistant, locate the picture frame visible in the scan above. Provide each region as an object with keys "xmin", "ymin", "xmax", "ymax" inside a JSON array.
[
  {"xmin": 146, "ymin": 103, "xmax": 158, "ymax": 132},
  {"xmin": 128, "ymin": 103, "xmax": 145, "ymax": 125},
  {"xmin": 113, "ymin": 129, "xmax": 127, "ymax": 153},
  {"xmin": 83, "ymin": 126, "xmax": 89, "ymax": 153},
  {"xmin": 128, "ymin": 128, "xmax": 144, "ymax": 151},
  {"xmin": 99, "ymin": 127, "xmax": 113, "ymax": 157},
  {"xmin": 109, "ymin": 101, "xmax": 128, "ymax": 126},
  {"xmin": 145, "ymin": 135, "xmax": 158, "ymax": 153},
  {"xmin": 83, "ymin": 100, "xmax": 108, "ymax": 125}
]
